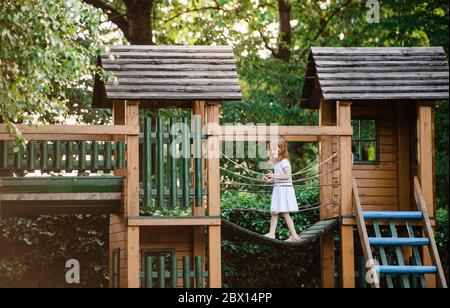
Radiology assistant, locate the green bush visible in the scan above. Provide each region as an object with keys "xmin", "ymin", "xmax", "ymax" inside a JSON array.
[
  {"xmin": 0, "ymin": 215, "xmax": 108, "ymax": 288},
  {"xmin": 435, "ymin": 207, "xmax": 449, "ymax": 282}
]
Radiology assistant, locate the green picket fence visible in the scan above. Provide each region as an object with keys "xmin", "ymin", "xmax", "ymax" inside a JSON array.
[
  {"xmin": 141, "ymin": 116, "xmax": 204, "ymax": 211},
  {"xmin": 141, "ymin": 255, "xmax": 208, "ymax": 288},
  {"xmin": 0, "ymin": 140, "xmax": 126, "ymax": 172}
]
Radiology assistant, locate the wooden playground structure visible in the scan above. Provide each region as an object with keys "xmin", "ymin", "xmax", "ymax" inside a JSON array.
[{"xmin": 0, "ymin": 45, "xmax": 448, "ymax": 288}]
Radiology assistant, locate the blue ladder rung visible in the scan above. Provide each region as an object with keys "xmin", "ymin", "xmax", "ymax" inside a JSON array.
[
  {"xmin": 368, "ymin": 237, "xmax": 429, "ymax": 246},
  {"xmin": 362, "ymin": 211, "xmax": 422, "ymax": 220},
  {"xmin": 375, "ymin": 265, "xmax": 437, "ymax": 274}
]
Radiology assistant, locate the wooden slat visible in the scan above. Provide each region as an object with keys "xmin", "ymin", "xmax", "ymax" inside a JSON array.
[
  {"xmin": 102, "ymin": 63, "xmax": 237, "ymax": 71},
  {"xmin": 102, "ymin": 58, "xmax": 237, "ymax": 65},
  {"xmin": 311, "ymin": 47, "xmax": 446, "ymax": 55},
  {"xmin": 0, "ymin": 192, "xmax": 121, "ymax": 201},
  {"xmin": 315, "ymin": 60, "xmax": 449, "ymax": 66},
  {"xmin": 107, "ymin": 92, "xmax": 243, "ymax": 100},
  {"xmin": 107, "ymin": 78, "xmax": 240, "ymax": 86},
  {"xmin": 211, "ymin": 125, "xmax": 353, "ymax": 137},
  {"xmin": 127, "ymin": 217, "xmax": 221, "ymax": 226},
  {"xmin": 319, "ymin": 79, "xmax": 449, "ymax": 86},
  {"xmin": 324, "ymin": 92, "xmax": 449, "ymax": 101},
  {"xmin": 107, "ymin": 52, "xmax": 235, "ymax": 59},
  {"xmin": 109, "ymin": 45, "xmax": 233, "ymax": 52},
  {"xmin": 106, "ymin": 85, "xmax": 241, "ymax": 92}
]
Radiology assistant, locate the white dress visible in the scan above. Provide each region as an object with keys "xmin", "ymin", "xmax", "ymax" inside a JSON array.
[{"xmin": 270, "ymin": 159, "xmax": 298, "ymax": 213}]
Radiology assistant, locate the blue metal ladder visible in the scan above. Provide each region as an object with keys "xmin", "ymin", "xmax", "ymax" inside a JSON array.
[{"xmin": 352, "ymin": 177, "xmax": 447, "ymax": 288}]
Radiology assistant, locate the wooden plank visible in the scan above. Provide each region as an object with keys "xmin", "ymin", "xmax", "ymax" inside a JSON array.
[
  {"xmin": 102, "ymin": 63, "xmax": 237, "ymax": 71},
  {"xmin": 311, "ymin": 47, "xmax": 445, "ymax": 55},
  {"xmin": 106, "ymin": 52, "xmax": 236, "ymax": 59},
  {"xmin": 106, "ymin": 85, "xmax": 241, "ymax": 92},
  {"xmin": 127, "ymin": 217, "xmax": 221, "ymax": 226},
  {"xmin": 340, "ymin": 225, "xmax": 355, "ymax": 288},
  {"xmin": 0, "ymin": 192, "xmax": 121, "ymax": 201},
  {"xmin": 322, "ymin": 85, "xmax": 449, "ymax": 93},
  {"xmin": 313, "ymin": 55, "xmax": 448, "ymax": 62},
  {"xmin": 206, "ymin": 103, "xmax": 221, "ymax": 217},
  {"xmin": 351, "ymin": 178, "xmax": 397, "ymax": 188},
  {"xmin": 0, "ymin": 124, "xmax": 139, "ymax": 140},
  {"xmin": 208, "ymin": 225, "xmax": 222, "ymax": 287},
  {"xmin": 352, "ymin": 170, "xmax": 397, "ymax": 179},
  {"xmin": 337, "ymin": 101, "xmax": 355, "ymax": 288},
  {"xmin": 218, "ymin": 135, "xmax": 319, "ymax": 142},
  {"xmin": 211, "ymin": 125, "xmax": 353, "ymax": 137},
  {"xmin": 107, "ymin": 78, "xmax": 241, "ymax": 86},
  {"xmin": 109, "ymin": 45, "xmax": 233, "ymax": 52},
  {"xmin": 414, "ymin": 177, "xmax": 447, "ymax": 288},
  {"xmin": 320, "ymin": 230, "xmax": 335, "ymax": 288},
  {"xmin": 319, "ymin": 98, "xmax": 334, "ymax": 219},
  {"xmin": 353, "ymin": 178, "xmax": 380, "ymax": 288},
  {"xmin": 319, "ymin": 71, "xmax": 449, "ymax": 80},
  {"xmin": 110, "ymin": 71, "xmax": 239, "ymax": 78},
  {"xmin": 315, "ymin": 60, "xmax": 449, "ymax": 66},
  {"xmin": 102, "ymin": 58, "xmax": 237, "ymax": 65},
  {"xmin": 319, "ymin": 79, "xmax": 449, "ymax": 86},
  {"xmin": 107, "ymin": 92, "xmax": 243, "ymax": 100},
  {"xmin": 324, "ymin": 92, "xmax": 449, "ymax": 101}
]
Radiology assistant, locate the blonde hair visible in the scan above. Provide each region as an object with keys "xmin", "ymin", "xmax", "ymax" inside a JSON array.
[{"xmin": 269, "ymin": 137, "xmax": 289, "ymax": 163}]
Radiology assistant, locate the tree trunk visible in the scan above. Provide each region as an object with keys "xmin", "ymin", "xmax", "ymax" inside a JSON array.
[
  {"xmin": 124, "ymin": 0, "xmax": 153, "ymax": 44},
  {"xmin": 277, "ymin": 0, "xmax": 292, "ymax": 62}
]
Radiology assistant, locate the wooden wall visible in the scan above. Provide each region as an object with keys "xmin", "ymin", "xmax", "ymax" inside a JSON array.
[{"xmin": 328, "ymin": 101, "xmax": 415, "ymax": 215}]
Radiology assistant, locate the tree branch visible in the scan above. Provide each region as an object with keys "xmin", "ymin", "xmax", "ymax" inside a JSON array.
[{"xmin": 82, "ymin": 0, "xmax": 129, "ymax": 39}]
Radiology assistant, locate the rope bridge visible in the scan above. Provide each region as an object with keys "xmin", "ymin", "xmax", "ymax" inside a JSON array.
[{"xmin": 219, "ymin": 153, "xmax": 339, "ymax": 246}]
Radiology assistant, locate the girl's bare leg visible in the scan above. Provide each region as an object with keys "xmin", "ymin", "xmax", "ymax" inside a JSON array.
[
  {"xmin": 264, "ymin": 214, "xmax": 278, "ymax": 238},
  {"xmin": 282, "ymin": 213, "xmax": 299, "ymax": 238}
]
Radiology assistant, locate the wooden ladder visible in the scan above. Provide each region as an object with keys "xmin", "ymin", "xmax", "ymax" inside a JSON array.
[{"xmin": 352, "ymin": 177, "xmax": 447, "ymax": 288}]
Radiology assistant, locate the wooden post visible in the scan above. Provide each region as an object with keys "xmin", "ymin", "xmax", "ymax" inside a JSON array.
[
  {"xmin": 319, "ymin": 98, "xmax": 335, "ymax": 288},
  {"xmin": 417, "ymin": 103, "xmax": 436, "ymax": 288},
  {"xmin": 109, "ymin": 100, "xmax": 140, "ymax": 288},
  {"xmin": 206, "ymin": 102, "xmax": 222, "ymax": 287},
  {"xmin": 192, "ymin": 100, "xmax": 206, "ymax": 285},
  {"xmin": 337, "ymin": 101, "xmax": 355, "ymax": 288}
]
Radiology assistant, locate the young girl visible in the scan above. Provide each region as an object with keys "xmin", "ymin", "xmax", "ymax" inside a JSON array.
[{"xmin": 261, "ymin": 138, "xmax": 299, "ymax": 242}]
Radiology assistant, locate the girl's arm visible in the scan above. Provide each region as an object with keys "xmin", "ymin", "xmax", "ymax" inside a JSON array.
[{"xmin": 267, "ymin": 166, "xmax": 292, "ymax": 180}]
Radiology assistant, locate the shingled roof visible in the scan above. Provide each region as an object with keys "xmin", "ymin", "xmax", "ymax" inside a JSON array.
[
  {"xmin": 92, "ymin": 45, "xmax": 242, "ymax": 108},
  {"xmin": 300, "ymin": 47, "xmax": 449, "ymax": 108}
]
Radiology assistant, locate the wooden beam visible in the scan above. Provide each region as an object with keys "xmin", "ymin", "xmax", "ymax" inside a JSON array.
[
  {"xmin": 210, "ymin": 125, "xmax": 352, "ymax": 138},
  {"xmin": 192, "ymin": 100, "xmax": 207, "ymax": 288},
  {"xmin": 127, "ymin": 216, "xmax": 222, "ymax": 226},
  {"xmin": 320, "ymin": 230, "xmax": 335, "ymax": 288},
  {"xmin": 319, "ymin": 99, "xmax": 335, "ymax": 220},
  {"xmin": 337, "ymin": 101, "xmax": 355, "ymax": 288},
  {"xmin": 124, "ymin": 101, "xmax": 140, "ymax": 288},
  {"xmin": 0, "ymin": 192, "xmax": 121, "ymax": 201},
  {"xmin": 417, "ymin": 103, "xmax": 435, "ymax": 288},
  {"xmin": 0, "ymin": 124, "xmax": 139, "ymax": 141},
  {"xmin": 206, "ymin": 102, "xmax": 222, "ymax": 288},
  {"xmin": 208, "ymin": 225, "xmax": 222, "ymax": 287},
  {"xmin": 218, "ymin": 135, "xmax": 320, "ymax": 142}
]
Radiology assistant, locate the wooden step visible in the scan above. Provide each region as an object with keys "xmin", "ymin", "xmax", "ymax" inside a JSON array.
[
  {"xmin": 363, "ymin": 211, "xmax": 422, "ymax": 220},
  {"xmin": 376, "ymin": 265, "xmax": 437, "ymax": 274},
  {"xmin": 368, "ymin": 237, "xmax": 430, "ymax": 246}
]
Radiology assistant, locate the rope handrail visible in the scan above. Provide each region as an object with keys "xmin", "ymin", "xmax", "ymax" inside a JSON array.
[
  {"xmin": 220, "ymin": 166, "xmax": 339, "ymax": 187},
  {"xmin": 220, "ymin": 151, "xmax": 338, "ymax": 178},
  {"xmin": 225, "ymin": 201, "xmax": 336, "ymax": 214}
]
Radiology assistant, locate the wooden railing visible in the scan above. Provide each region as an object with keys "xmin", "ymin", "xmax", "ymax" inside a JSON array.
[
  {"xmin": 413, "ymin": 176, "xmax": 448, "ymax": 288},
  {"xmin": 352, "ymin": 177, "xmax": 380, "ymax": 288},
  {"xmin": 140, "ymin": 116, "xmax": 204, "ymax": 212},
  {"xmin": 0, "ymin": 124, "xmax": 139, "ymax": 173}
]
